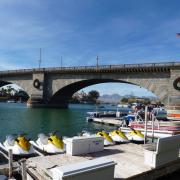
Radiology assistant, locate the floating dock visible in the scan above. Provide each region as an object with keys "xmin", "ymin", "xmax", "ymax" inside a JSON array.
[
  {"xmin": 88, "ymin": 117, "xmax": 123, "ymax": 126},
  {"xmin": 88, "ymin": 117, "xmax": 180, "ymax": 138},
  {"xmin": 26, "ymin": 143, "xmax": 180, "ymax": 179}
]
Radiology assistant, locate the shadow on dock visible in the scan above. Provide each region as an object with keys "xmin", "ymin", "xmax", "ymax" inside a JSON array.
[{"xmin": 80, "ymin": 148, "xmax": 124, "ymax": 159}]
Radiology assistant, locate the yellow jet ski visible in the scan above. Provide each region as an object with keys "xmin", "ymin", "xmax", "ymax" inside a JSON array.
[
  {"xmin": 126, "ymin": 129, "xmax": 144, "ymax": 142},
  {"xmin": 0, "ymin": 134, "xmax": 34, "ymax": 156},
  {"xmin": 30, "ymin": 133, "xmax": 64, "ymax": 154},
  {"xmin": 109, "ymin": 130, "xmax": 129, "ymax": 143},
  {"xmin": 96, "ymin": 131, "xmax": 115, "ymax": 146}
]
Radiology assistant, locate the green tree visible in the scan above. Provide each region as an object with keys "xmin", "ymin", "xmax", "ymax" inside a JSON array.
[
  {"xmin": 15, "ymin": 90, "xmax": 29, "ymax": 101},
  {"xmin": 6, "ymin": 86, "xmax": 13, "ymax": 95},
  {"xmin": 88, "ymin": 90, "xmax": 100, "ymax": 103},
  {"xmin": 0, "ymin": 87, "xmax": 7, "ymax": 96},
  {"xmin": 121, "ymin": 97, "xmax": 128, "ymax": 103}
]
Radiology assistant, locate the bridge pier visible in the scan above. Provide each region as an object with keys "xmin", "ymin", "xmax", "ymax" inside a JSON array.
[
  {"xmin": 27, "ymin": 96, "xmax": 69, "ymax": 108},
  {"xmin": 27, "ymin": 98, "xmax": 68, "ymax": 108},
  {"xmin": 166, "ymin": 69, "xmax": 180, "ymax": 120},
  {"xmin": 27, "ymin": 101, "xmax": 68, "ymax": 108}
]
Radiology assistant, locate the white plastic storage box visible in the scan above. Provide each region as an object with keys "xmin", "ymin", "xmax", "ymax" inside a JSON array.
[
  {"xmin": 64, "ymin": 136, "xmax": 104, "ymax": 155},
  {"xmin": 51, "ymin": 157, "xmax": 116, "ymax": 180}
]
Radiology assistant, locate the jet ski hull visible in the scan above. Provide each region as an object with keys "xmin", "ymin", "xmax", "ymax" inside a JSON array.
[
  {"xmin": 0, "ymin": 142, "xmax": 35, "ymax": 159},
  {"xmin": 30, "ymin": 140, "xmax": 65, "ymax": 154}
]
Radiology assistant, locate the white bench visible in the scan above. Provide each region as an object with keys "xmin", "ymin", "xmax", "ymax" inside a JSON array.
[
  {"xmin": 51, "ymin": 157, "xmax": 116, "ymax": 180},
  {"xmin": 144, "ymin": 134, "xmax": 180, "ymax": 168}
]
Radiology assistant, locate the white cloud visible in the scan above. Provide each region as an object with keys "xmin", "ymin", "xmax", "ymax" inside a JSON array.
[{"xmin": 0, "ymin": 58, "xmax": 24, "ymax": 70}]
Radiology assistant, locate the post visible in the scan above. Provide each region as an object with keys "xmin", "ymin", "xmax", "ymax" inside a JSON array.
[
  {"xmin": 8, "ymin": 149, "xmax": 13, "ymax": 178},
  {"xmin": 39, "ymin": 48, "xmax": 42, "ymax": 69},
  {"xmin": 61, "ymin": 56, "xmax": 62, "ymax": 68},
  {"xmin": 151, "ymin": 113, "xmax": 155, "ymax": 143},
  {"xmin": 144, "ymin": 106, "xmax": 148, "ymax": 144},
  {"xmin": 20, "ymin": 159, "xmax": 27, "ymax": 180},
  {"xmin": 96, "ymin": 55, "xmax": 99, "ymax": 68}
]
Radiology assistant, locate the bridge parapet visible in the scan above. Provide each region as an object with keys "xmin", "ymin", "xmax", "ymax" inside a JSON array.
[{"xmin": 0, "ymin": 62, "xmax": 180, "ymax": 75}]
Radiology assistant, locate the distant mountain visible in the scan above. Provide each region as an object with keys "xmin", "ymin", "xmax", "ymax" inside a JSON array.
[
  {"xmin": 98, "ymin": 94, "xmax": 158, "ymax": 103},
  {"xmin": 98, "ymin": 94, "xmax": 123, "ymax": 103}
]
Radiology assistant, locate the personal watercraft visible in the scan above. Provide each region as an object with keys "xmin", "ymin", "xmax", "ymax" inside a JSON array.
[
  {"xmin": 109, "ymin": 130, "xmax": 129, "ymax": 143},
  {"xmin": 0, "ymin": 134, "xmax": 34, "ymax": 156},
  {"xmin": 96, "ymin": 131, "xmax": 115, "ymax": 146},
  {"xmin": 126, "ymin": 129, "xmax": 144, "ymax": 142},
  {"xmin": 30, "ymin": 133, "xmax": 64, "ymax": 154},
  {"xmin": 78, "ymin": 130, "xmax": 92, "ymax": 137}
]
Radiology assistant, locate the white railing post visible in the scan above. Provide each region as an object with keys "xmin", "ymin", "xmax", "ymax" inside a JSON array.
[
  {"xmin": 144, "ymin": 106, "xmax": 148, "ymax": 144},
  {"xmin": 151, "ymin": 114, "xmax": 155, "ymax": 142}
]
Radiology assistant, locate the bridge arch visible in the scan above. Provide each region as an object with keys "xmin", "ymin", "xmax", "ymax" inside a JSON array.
[
  {"xmin": 49, "ymin": 78, "xmax": 168, "ymax": 107},
  {"xmin": 0, "ymin": 80, "xmax": 30, "ymax": 101}
]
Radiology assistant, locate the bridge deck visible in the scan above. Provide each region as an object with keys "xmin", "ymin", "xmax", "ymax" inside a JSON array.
[{"xmin": 0, "ymin": 61, "xmax": 180, "ymax": 75}]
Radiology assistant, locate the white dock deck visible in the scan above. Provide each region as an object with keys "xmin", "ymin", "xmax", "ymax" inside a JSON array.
[
  {"xmin": 26, "ymin": 143, "xmax": 152, "ymax": 179},
  {"xmin": 90, "ymin": 117, "xmax": 123, "ymax": 126}
]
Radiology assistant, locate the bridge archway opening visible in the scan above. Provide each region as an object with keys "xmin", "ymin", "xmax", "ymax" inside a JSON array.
[
  {"xmin": 0, "ymin": 81, "xmax": 29, "ymax": 103},
  {"xmin": 49, "ymin": 79, "xmax": 158, "ymax": 107},
  {"xmin": 81, "ymin": 83, "xmax": 156, "ymax": 97}
]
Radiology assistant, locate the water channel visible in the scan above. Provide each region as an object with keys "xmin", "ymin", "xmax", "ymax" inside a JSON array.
[{"xmin": 0, "ymin": 102, "xmax": 129, "ymax": 142}]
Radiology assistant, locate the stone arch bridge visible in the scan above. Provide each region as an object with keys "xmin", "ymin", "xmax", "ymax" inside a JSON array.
[{"xmin": 0, "ymin": 62, "xmax": 179, "ymax": 108}]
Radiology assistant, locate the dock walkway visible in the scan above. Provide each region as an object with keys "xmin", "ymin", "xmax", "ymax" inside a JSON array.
[
  {"xmin": 26, "ymin": 143, "xmax": 180, "ymax": 179},
  {"xmin": 89, "ymin": 117, "xmax": 123, "ymax": 126}
]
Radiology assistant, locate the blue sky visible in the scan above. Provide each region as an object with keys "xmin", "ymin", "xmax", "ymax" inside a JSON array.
[{"xmin": 0, "ymin": 0, "xmax": 180, "ymax": 96}]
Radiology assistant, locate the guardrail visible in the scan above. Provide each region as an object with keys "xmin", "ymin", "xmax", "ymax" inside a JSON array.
[{"xmin": 0, "ymin": 61, "xmax": 179, "ymax": 74}]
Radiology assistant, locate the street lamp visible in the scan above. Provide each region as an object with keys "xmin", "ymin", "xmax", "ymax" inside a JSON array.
[{"xmin": 39, "ymin": 48, "xmax": 42, "ymax": 69}]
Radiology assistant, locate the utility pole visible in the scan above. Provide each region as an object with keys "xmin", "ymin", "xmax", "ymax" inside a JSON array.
[
  {"xmin": 61, "ymin": 56, "xmax": 62, "ymax": 68},
  {"xmin": 39, "ymin": 48, "xmax": 42, "ymax": 69},
  {"xmin": 96, "ymin": 55, "xmax": 99, "ymax": 68}
]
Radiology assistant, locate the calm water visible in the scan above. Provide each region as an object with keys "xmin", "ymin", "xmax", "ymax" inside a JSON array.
[{"xmin": 0, "ymin": 103, "xmax": 127, "ymax": 142}]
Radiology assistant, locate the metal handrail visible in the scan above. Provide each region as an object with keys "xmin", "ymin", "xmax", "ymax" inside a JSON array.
[{"xmin": 0, "ymin": 61, "xmax": 179, "ymax": 74}]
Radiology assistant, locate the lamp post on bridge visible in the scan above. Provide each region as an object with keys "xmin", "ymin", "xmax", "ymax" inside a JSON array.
[
  {"xmin": 39, "ymin": 48, "xmax": 42, "ymax": 69},
  {"xmin": 61, "ymin": 56, "xmax": 63, "ymax": 68},
  {"xmin": 96, "ymin": 55, "xmax": 99, "ymax": 68}
]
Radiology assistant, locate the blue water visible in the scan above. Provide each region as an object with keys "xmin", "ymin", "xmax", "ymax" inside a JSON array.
[{"xmin": 0, "ymin": 103, "xmax": 130, "ymax": 141}]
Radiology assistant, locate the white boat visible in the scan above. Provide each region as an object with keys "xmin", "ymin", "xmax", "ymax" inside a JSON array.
[
  {"xmin": 7, "ymin": 100, "xmax": 16, "ymax": 103},
  {"xmin": 126, "ymin": 129, "xmax": 144, "ymax": 142},
  {"xmin": 167, "ymin": 109, "xmax": 180, "ymax": 121},
  {"xmin": 0, "ymin": 135, "xmax": 34, "ymax": 157},
  {"xmin": 117, "ymin": 104, "xmax": 130, "ymax": 108},
  {"xmin": 79, "ymin": 130, "xmax": 115, "ymax": 146},
  {"xmin": 109, "ymin": 130, "xmax": 129, "ymax": 143},
  {"xmin": 96, "ymin": 131, "xmax": 115, "ymax": 146},
  {"xmin": 30, "ymin": 133, "xmax": 65, "ymax": 154}
]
